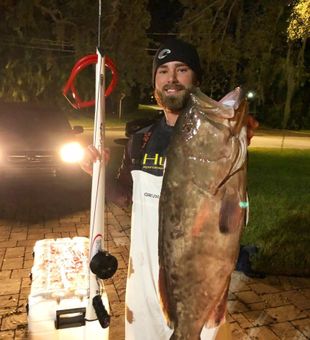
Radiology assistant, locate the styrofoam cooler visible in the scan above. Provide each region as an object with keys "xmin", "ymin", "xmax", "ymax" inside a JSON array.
[{"xmin": 28, "ymin": 237, "xmax": 109, "ymax": 339}]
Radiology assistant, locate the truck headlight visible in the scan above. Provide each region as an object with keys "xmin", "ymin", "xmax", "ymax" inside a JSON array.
[{"xmin": 60, "ymin": 142, "xmax": 84, "ymax": 163}]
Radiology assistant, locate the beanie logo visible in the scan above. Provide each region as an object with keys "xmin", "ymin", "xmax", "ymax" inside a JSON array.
[{"xmin": 158, "ymin": 49, "xmax": 171, "ymax": 60}]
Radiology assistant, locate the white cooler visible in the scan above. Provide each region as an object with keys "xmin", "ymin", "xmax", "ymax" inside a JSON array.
[{"xmin": 28, "ymin": 237, "xmax": 109, "ymax": 340}]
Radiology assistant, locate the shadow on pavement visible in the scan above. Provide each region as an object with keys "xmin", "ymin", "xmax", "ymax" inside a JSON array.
[{"xmin": 0, "ymin": 174, "xmax": 92, "ymax": 223}]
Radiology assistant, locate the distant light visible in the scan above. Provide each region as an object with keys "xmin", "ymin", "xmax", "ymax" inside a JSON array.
[
  {"xmin": 247, "ymin": 91, "xmax": 255, "ymax": 99},
  {"xmin": 60, "ymin": 142, "xmax": 84, "ymax": 163}
]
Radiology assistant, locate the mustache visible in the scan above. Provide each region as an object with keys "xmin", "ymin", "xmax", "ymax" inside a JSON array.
[{"xmin": 163, "ymin": 84, "xmax": 186, "ymax": 91}]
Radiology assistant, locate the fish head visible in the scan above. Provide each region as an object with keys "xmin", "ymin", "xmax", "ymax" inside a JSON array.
[{"xmin": 176, "ymin": 88, "xmax": 248, "ymax": 194}]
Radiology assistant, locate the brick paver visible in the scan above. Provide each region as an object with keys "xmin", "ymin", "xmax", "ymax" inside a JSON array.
[{"xmin": 0, "ymin": 183, "xmax": 309, "ymax": 340}]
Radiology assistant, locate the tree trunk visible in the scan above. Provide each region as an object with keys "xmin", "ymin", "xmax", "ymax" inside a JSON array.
[
  {"xmin": 282, "ymin": 45, "xmax": 295, "ymax": 129},
  {"xmin": 282, "ymin": 39, "xmax": 306, "ymax": 129}
]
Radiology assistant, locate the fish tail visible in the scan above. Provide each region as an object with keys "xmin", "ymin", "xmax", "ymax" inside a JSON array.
[
  {"xmin": 169, "ymin": 331, "xmax": 179, "ymax": 340},
  {"xmin": 169, "ymin": 329, "xmax": 200, "ymax": 340},
  {"xmin": 169, "ymin": 331, "xmax": 178, "ymax": 340}
]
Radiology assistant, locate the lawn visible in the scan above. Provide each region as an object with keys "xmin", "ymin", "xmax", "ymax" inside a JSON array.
[{"xmin": 243, "ymin": 148, "xmax": 310, "ymax": 276}]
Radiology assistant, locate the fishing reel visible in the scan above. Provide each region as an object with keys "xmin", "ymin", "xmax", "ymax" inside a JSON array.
[{"xmin": 90, "ymin": 250, "xmax": 118, "ymax": 280}]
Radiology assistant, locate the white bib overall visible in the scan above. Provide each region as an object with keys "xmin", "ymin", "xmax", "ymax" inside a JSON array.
[{"xmin": 125, "ymin": 170, "xmax": 220, "ymax": 340}]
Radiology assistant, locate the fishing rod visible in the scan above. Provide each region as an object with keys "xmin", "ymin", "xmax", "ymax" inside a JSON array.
[{"xmin": 62, "ymin": 0, "xmax": 118, "ymax": 334}]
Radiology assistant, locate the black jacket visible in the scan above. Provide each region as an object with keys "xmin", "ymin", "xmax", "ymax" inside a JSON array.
[{"xmin": 107, "ymin": 116, "xmax": 173, "ymax": 206}]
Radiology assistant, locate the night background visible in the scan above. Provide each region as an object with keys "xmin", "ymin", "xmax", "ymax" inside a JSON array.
[
  {"xmin": 0, "ymin": 3, "xmax": 309, "ymax": 338},
  {"xmin": 0, "ymin": 0, "xmax": 309, "ymax": 129}
]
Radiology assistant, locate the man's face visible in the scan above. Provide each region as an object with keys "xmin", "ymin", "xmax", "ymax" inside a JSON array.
[{"xmin": 155, "ymin": 61, "xmax": 197, "ymax": 111}]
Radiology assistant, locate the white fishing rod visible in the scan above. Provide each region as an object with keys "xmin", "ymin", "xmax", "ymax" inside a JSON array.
[
  {"xmin": 62, "ymin": 0, "xmax": 118, "ymax": 330},
  {"xmin": 86, "ymin": 47, "xmax": 109, "ymax": 323},
  {"xmin": 86, "ymin": 1, "xmax": 118, "ymax": 326}
]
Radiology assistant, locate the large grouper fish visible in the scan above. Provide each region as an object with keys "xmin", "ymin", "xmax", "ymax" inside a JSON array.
[{"xmin": 158, "ymin": 87, "xmax": 248, "ymax": 340}]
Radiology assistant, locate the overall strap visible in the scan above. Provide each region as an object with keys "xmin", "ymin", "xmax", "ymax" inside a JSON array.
[{"xmin": 130, "ymin": 122, "xmax": 159, "ymax": 167}]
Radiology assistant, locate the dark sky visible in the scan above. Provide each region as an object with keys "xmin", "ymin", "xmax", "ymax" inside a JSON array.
[{"xmin": 147, "ymin": 0, "xmax": 184, "ymax": 44}]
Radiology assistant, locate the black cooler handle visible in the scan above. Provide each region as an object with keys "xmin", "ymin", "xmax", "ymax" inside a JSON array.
[{"xmin": 55, "ymin": 307, "xmax": 86, "ymax": 329}]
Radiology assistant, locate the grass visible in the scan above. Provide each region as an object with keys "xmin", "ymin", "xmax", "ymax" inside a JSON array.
[{"xmin": 243, "ymin": 148, "xmax": 310, "ymax": 276}]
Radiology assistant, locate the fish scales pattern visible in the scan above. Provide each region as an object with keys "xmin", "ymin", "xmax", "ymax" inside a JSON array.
[{"xmin": 158, "ymin": 88, "xmax": 248, "ymax": 340}]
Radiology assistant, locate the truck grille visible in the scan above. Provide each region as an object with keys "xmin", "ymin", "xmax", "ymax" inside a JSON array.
[{"xmin": 7, "ymin": 152, "xmax": 56, "ymax": 166}]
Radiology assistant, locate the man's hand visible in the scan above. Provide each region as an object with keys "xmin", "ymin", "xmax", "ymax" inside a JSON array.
[
  {"xmin": 80, "ymin": 145, "xmax": 110, "ymax": 176},
  {"xmin": 247, "ymin": 115, "xmax": 259, "ymax": 145}
]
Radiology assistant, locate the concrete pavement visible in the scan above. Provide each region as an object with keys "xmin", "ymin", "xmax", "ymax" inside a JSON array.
[
  {"xmin": 249, "ymin": 130, "xmax": 310, "ymax": 149},
  {"xmin": 0, "ymin": 184, "xmax": 309, "ymax": 339}
]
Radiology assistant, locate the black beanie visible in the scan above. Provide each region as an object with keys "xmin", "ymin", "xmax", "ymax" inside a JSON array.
[{"xmin": 152, "ymin": 38, "xmax": 202, "ymax": 87}]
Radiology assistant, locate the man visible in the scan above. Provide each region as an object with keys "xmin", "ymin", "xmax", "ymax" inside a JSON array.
[{"xmin": 82, "ymin": 38, "xmax": 258, "ymax": 339}]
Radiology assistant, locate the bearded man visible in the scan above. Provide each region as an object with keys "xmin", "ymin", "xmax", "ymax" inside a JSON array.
[{"xmin": 81, "ymin": 38, "xmax": 258, "ymax": 340}]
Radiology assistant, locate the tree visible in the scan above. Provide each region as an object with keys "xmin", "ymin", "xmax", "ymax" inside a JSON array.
[
  {"xmin": 288, "ymin": 0, "xmax": 310, "ymax": 41},
  {"xmin": 0, "ymin": 1, "xmax": 97, "ymax": 104},
  {"xmin": 283, "ymin": 0, "xmax": 309, "ymax": 129},
  {"xmin": 176, "ymin": 0, "xmax": 309, "ymax": 128},
  {"xmin": 99, "ymin": 0, "xmax": 151, "ymax": 114},
  {"xmin": 0, "ymin": 1, "xmax": 151, "ymax": 114}
]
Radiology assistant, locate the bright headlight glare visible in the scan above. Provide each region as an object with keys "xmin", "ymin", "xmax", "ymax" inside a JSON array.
[{"xmin": 60, "ymin": 142, "xmax": 84, "ymax": 163}]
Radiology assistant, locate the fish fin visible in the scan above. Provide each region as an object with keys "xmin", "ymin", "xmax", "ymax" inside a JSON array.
[
  {"xmin": 227, "ymin": 100, "xmax": 248, "ymax": 176},
  {"xmin": 206, "ymin": 281, "xmax": 230, "ymax": 328},
  {"xmin": 158, "ymin": 266, "xmax": 174, "ymax": 328},
  {"xmin": 219, "ymin": 86, "xmax": 243, "ymax": 110},
  {"xmin": 231, "ymin": 99, "xmax": 248, "ymax": 136},
  {"xmin": 219, "ymin": 190, "xmax": 243, "ymax": 234}
]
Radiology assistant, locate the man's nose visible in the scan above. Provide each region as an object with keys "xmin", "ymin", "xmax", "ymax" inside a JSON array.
[{"xmin": 167, "ymin": 69, "xmax": 178, "ymax": 83}]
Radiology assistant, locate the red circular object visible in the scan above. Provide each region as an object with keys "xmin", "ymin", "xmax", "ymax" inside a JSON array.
[{"xmin": 62, "ymin": 54, "xmax": 118, "ymax": 109}]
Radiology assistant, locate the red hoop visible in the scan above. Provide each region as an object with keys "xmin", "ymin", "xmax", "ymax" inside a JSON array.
[{"xmin": 63, "ymin": 54, "xmax": 118, "ymax": 109}]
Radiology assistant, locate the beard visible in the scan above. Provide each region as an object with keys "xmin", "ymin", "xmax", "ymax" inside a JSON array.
[{"xmin": 155, "ymin": 84, "xmax": 194, "ymax": 111}]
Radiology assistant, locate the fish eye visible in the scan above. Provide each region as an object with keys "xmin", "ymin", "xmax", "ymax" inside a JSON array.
[
  {"xmin": 183, "ymin": 122, "xmax": 192, "ymax": 133},
  {"xmin": 182, "ymin": 110, "xmax": 201, "ymax": 141}
]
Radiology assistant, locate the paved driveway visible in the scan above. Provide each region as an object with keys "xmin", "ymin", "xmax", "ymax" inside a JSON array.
[{"xmin": 0, "ymin": 178, "xmax": 309, "ymax": 339}]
